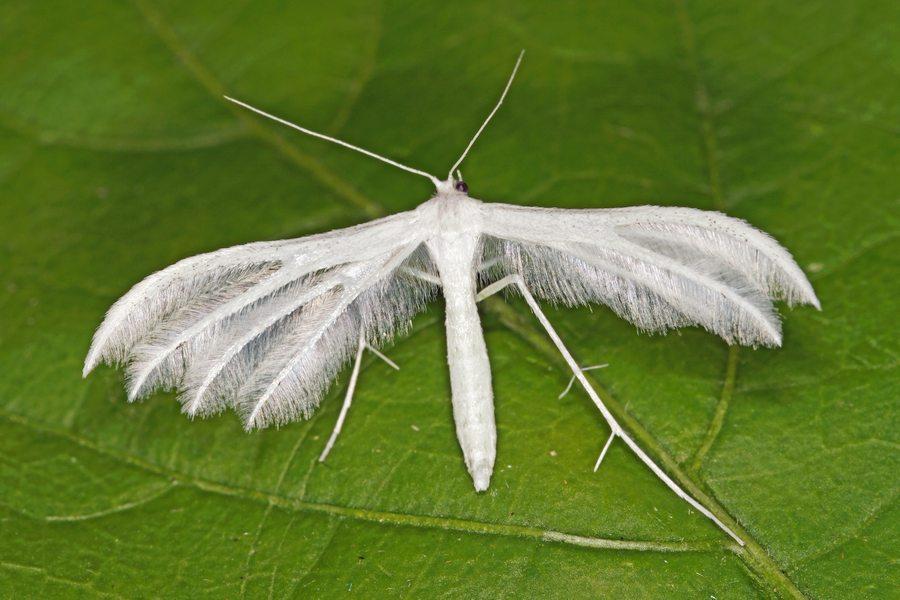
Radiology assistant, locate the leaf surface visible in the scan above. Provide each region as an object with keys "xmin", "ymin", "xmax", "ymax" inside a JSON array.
[{"xmin": 1, "ymin": 0, "xmax": 897, "ymax": 597}]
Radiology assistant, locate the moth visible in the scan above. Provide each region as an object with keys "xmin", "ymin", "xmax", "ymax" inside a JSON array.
[{"xmin": 84, "ymin": 52, "xmax": 819, "ymax": 545}]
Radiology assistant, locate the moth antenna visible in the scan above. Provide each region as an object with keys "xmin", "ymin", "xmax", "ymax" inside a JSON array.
[
  {"xmin": 224, "ymin": 96, "xmax": 441, "ymax": 186},
  {"xmin": 448, "ymin": 50, "xmax": 525, "ymax": 179}
]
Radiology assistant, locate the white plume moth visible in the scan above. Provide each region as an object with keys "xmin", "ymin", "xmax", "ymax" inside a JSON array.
[{"xmin": 84, "ymin": 52, "xmax": 819, "ymax": 545}]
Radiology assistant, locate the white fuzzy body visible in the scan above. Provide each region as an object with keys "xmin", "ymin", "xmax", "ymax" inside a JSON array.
[{"xmin": 423, "ymin": 193, "xmax": 495, "ymax": 491}]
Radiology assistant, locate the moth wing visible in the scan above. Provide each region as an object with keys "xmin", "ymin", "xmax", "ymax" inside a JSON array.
[
  {"xmin": 84, "ymin": 211, "xmax": 438, "ymax": 428},
  {"xmin": 230, "ymin": 240, "xmax": 436, "ymax": 429},
  {"xmin": 480, "ymin": 203, "xmax": 819, "ymax": 347}
]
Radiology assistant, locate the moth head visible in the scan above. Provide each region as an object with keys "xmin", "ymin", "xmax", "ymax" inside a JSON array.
[
  {"xmin": 435, "ymin": 172, "xmax": 469, "ymax": 196},
  {"xmin": 452, "ymin": 170, "xmax": 468, "ymax": 194}
]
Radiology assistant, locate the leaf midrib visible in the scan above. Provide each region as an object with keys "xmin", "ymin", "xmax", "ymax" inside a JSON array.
[
  {"xmin": 116, "ymin": 1, "xmax": 805, "ymax": 597},
  {"xmin": 672, "ymin": 1, "xmax": 805, "ymax": 596}
]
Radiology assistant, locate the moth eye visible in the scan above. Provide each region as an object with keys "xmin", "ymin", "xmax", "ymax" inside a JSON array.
[{"xmin": 455, "ymin": 181, "xmax": 469, "ymax": 193}]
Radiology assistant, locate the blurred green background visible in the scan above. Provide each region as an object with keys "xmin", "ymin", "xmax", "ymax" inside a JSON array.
[{"xmin": 1, "ymin": 1, "xmax": 897, "ymax": 598}]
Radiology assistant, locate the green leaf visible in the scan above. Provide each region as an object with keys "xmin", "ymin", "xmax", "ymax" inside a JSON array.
[{"xmin": 1, "ymin": 0, "xmax": 896, "ymax": 597}]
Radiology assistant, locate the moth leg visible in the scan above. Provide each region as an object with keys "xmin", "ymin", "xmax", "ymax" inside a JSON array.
[
  {"xmin": 593, "ymin": 431, "xmax": 616, "ymax": 472},
  {"xmin": 402, "ymin": 267, "xmax": 441, "ymax": 286},
  {"xmin": 318, "ymin": 328, "xmax": 399, "ymax": 462},
  {"xmin": 559, "ymin": 364, "xmax": 612, "ymax": 470},
  {"xmin": 474, "ymin": 274, "xmax": 522, "ymax": 302},
  {"xmin": 558, "ymin": 364, "xmax": 609, "ymax": 399},
  {"xmin": 477, "ymin": 256, "xmax": 500, "ymax": 274},
  {"xmin": 404, "ymin": 263, "xmax": 498, "ymax": 287},
  {"xmin": 476, "ymin": 274, "xmax": 745, "ymax": 546}
]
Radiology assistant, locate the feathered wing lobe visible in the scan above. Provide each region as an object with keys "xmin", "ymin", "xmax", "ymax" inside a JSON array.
[
  {"xmin": 83, "ymin": 249, "xmax": 283, "ymax": 377},
  {"xmin": 83, "ymin": 210, "xmax": 420, "ymax": 378},
  {"xmin": 481, "ymin": 203, "xmax": 819, "ymax": 347},
  {"xmin": 84, "ymin": 211, "xmax": 437, "ymax": 429},
  {"xmin": 604, "ymin": 206, "xmax": 819, "ymax": 308},
  {"xmin": 178, "ymin": 271, "xmax": 348, "ymax": 419},
  {"xmin": 234, "ymin": 242, "xmax": 433, "ymax": 429}
]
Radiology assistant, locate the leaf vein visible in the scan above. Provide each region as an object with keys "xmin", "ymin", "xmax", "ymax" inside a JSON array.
[
  {"xmin": 129, "ymin": 0, "xmax": 383, "ymax": 218},
  {"xmin": 0, "ymin": 409, "xmax": 729, "ymax": 556}
]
